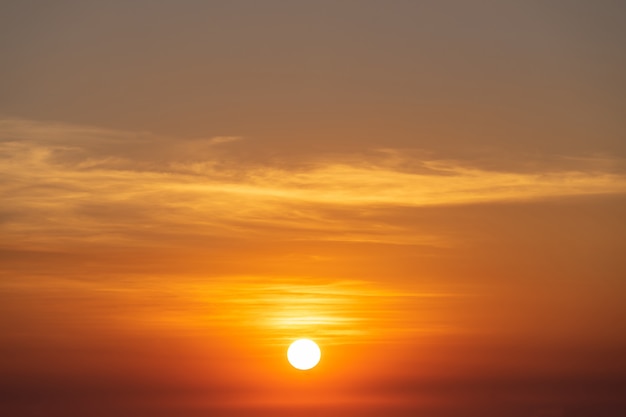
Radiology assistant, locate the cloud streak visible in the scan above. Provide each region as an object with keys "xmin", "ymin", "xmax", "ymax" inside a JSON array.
[{"xmin": 1, "ymin": 118, "xmax": 626, "ymax": 251}]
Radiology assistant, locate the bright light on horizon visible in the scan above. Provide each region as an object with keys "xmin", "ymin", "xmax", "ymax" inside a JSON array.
[{"xmin": 287, "ymin": 339, "xmax": 321, "ymax": 370}]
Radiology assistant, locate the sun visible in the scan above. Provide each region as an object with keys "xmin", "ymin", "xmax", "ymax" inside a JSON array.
[{"xmin": 287, "ymin": 339, "xmax": 321, "ymax": 370}]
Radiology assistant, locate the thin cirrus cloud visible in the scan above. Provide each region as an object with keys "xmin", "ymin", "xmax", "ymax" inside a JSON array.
[{"xmin": 2, "ymin": 117, "xmax": 626, "ymax": 250}]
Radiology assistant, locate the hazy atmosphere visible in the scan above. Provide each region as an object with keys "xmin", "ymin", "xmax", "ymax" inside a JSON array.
[{"xmin": 2, "ymin": 2, "xmax": 626, "ymax": 416}]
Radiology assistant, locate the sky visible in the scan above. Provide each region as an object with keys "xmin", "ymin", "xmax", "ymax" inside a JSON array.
[{"xmin": 1, "ymin": 1, "xmax": 626, "ymax": 416}]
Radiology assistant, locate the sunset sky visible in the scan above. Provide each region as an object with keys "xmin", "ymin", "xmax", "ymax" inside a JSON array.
[{"xmin": 1, "ymin": 2, "xmax": 626, "ymax": 416}]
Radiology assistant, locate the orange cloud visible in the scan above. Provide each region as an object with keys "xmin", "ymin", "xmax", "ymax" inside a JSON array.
[{"xmin": 2, "ymin": 118, "xmax": 625, "ymax": 252}]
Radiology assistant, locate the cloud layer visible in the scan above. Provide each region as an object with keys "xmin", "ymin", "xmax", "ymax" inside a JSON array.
[{"xmin": 2, "ymin": 118, "xmax": 626, "ymax": 251}]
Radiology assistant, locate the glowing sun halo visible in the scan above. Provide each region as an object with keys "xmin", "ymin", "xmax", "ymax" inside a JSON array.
[{"xmin": 287, "ymin": 339, "xmax": 321, "ymax": 370}]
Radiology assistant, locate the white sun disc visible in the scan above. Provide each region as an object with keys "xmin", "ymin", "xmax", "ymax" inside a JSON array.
[{"xmin": 287, "ymin": 339, "xmax": 321, "ymax": 370}]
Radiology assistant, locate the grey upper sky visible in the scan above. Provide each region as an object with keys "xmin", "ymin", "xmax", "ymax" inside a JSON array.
[{"xmin": 1, "ymin": 1, "xmax": 625, "ymax": 160}]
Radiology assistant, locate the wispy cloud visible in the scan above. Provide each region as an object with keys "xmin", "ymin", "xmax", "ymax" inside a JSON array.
[
  {"xmin": 207, "ymin": 135, "xmax": 243, "ymax": 145},
  {"xmin": 1, "ymin": 118, "xmax": 625, "ymax": 251}
]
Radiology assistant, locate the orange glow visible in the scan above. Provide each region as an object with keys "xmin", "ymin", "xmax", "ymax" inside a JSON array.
[{"xmin": 2, "ymin": 3, "xmax": 626, "ymax": 416}]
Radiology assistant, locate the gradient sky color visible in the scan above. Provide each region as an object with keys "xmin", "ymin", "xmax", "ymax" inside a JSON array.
[{"xmin": 1, "ymin": 2, "xmax": 626, "ymax": 416}]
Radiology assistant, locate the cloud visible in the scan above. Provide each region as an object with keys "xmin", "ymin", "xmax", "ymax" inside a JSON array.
[
  {"xmin": 207, "ymin": 136, "xmax": 243, "ymax": 145},
  {"xmin": 1, "ymin": 118, "xmax": 626, "ymax": 251}
]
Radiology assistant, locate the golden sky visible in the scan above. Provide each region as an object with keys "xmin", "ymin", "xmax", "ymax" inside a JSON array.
[{"xmin": 1, "ymin": 2, "xmax": 626, "ymax": 416}]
